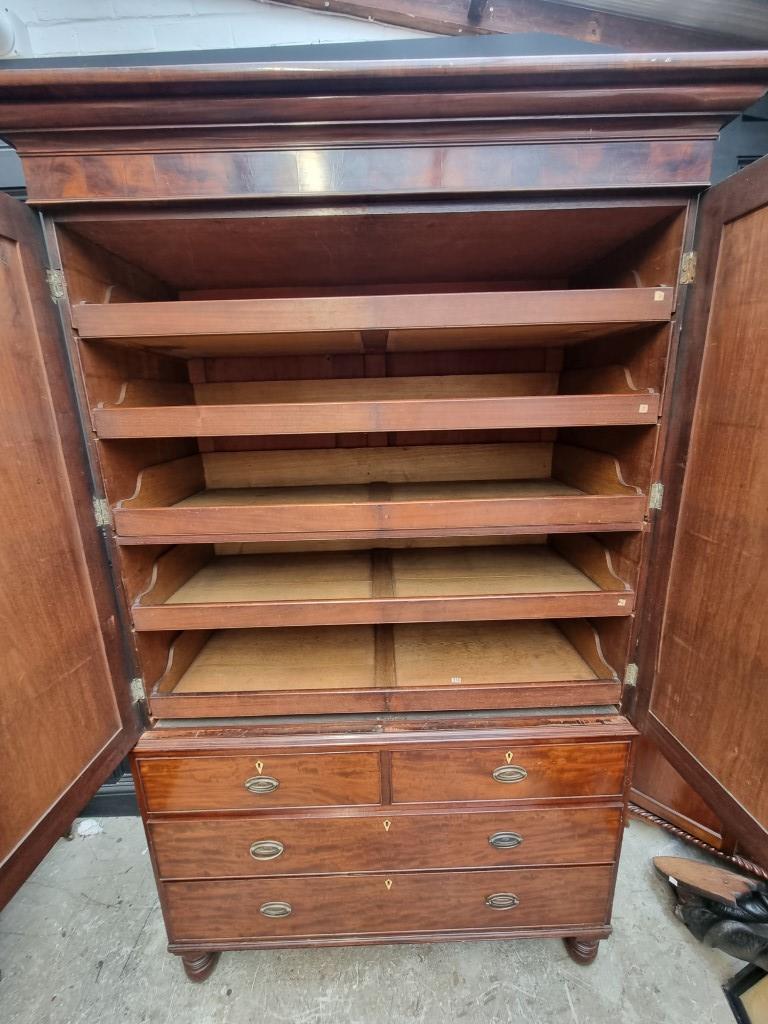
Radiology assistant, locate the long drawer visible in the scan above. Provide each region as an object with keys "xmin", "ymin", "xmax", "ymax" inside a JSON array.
[
  {"xmin": 150, "ymin": 805, "xmax": 622, "ymax": 879},
  {"xmin": 164, "ymin": 864, "xmax": 614, "ymax": 941},
  {"xmin": 137, "ymin": 752, "xmax": 381, "ymax": 812},
  {"xmin": 391, "ymin": 742, "xmax": 628, "ymax": 803}
]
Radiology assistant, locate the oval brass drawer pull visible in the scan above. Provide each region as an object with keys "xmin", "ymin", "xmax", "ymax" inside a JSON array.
[
  {"xmin": 249, "ymin": 839, "xmax": 285, "ymax": 861},
  {"xmin": 244, "ymin": 775, "xmax": 279, "ymax": 795},
  {"xmin": 488, "ymin": 831, "xmax": 523, "ymax": 850},
  {"xmin": 259, "ymin": 901, "xmax": 292, "ymax": 918},
  {"xmin": 492, "ymin": 765, "xmax": 528, "ymax": 784},
  {"xmin": 485, "ymin": 893, "xmax": 519, "ymax": 911}
]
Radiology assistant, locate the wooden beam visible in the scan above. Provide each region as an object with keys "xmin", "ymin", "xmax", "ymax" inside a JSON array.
[{"xmin": 272, "ymin": 0, "xmax": 762, "ymax": 50}]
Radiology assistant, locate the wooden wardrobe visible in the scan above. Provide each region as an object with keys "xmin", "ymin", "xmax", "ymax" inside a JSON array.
[{"xmin": 0, "ymin": 51, "xmax": 766, "ymax": 981}]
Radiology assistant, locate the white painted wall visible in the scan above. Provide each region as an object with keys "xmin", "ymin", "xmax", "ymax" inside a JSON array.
[{"xmin": 1, "ymin": 0, "xmax": 427, "ymax": 58}]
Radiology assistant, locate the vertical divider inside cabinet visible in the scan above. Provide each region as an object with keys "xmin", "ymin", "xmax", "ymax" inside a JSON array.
[
  {"xmin": 371, "ymin": 549, "xmax": 395, "ymax": 598},
  {"xmin": 376, "ymin": 625, "xmax": 397, "ymax": 708},
  {"xmin": 187, "ymin": 357, "xmax": 213, "ymax": 453},
  {"xmin": 379, "ymin": 750, "xmax": 393, "ymax": 806},
  {"xmin": 366, "ymin": 333, "xmax": 396, "ymax": 711},
  {"xmin": 363, "ymin": 331, "xmax": 390, "ymax": 448}
]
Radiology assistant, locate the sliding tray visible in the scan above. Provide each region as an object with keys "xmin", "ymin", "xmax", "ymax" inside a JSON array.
[
  {"xmin": 148, "ymin": 620, "xmax": 622, "ymax": 718},
  {"xmin": 72, "ymin": 287, "xmax": 674, "ymax": 356},
  {"xmin": 114, "ymin": 443, "xmax": 646, "ymax": 543},
  {"xmin": 132, "ymin": 536, "xmax": 633, "ymax": 631},
  {"xmin": 93, "ymin": 369, "xmax": 660, "ymax": 438}
]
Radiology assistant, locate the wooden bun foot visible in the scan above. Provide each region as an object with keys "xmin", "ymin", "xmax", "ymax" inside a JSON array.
[
  {"xmin": 181, "ymin": 951, "xmax": 220, "ymax": 982},
  {"xmin": 564, "ymin": 937, "xmax": 600, "ymax": 965}
]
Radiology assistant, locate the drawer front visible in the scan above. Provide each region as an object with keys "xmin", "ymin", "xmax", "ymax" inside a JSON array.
[
  {"xmin": 151, "ymin": 806, "xmax": 622, "ymax": 879},
  {"xmin": 137, "ymin": 753, "xmax": 381, "ymax": 812},
  {"xmin": 165, "ymin": 864, "xmax": 613, "ymax": 941},
  {"xmin": 391, "ymin": 742, "xmax": 628, "ymax": 803}
]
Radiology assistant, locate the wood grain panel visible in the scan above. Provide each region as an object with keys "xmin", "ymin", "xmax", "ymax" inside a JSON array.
[
  {"xmin": 199, "ymin": 443, "xmax": 554, "ymax": 489},
  {"xmin": 630, "ymin": 736, "xmax": 723, "ymax": 848},
  {"xmin": 647, "ymin": 172, "xmax": 768, "ymax": 846},
  {"xmin": 138, "ymin": 752, "xmax": 381, "ymax": 812},
  {"xmin": 0, "ymin": 195, "xmax": 139, "ymax": 906},
  {"xmin": 392, "ymin": 621, "xmax": 599, "ymax": 687},
  {"xmin": 391, "ymin": 742, "xmax": 629, "ymax": 803},
  {"xmin": 164, "ymin": 625, "xmax": 377, "ymax": 694},
  {"xmin": 24, "ymin": 140, "xmax": 712, "ymax": 205},
  {"xmin": 162, "ymin": 864, "xmax": 614, "ymax": 941},
  {"xmin": 57, "ymin": 203, "xmax": 683, "ymax": 293},
  {"xmin": 150, "ymin": 806, "xmax": 622, "ymax": 879}
]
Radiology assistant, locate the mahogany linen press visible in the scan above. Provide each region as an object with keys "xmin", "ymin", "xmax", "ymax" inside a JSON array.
[{"xmin": 0, "ymin": 51, "xmax": 767, "ymax": 981}]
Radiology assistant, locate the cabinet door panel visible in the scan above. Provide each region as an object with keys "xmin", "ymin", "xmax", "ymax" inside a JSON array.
[
  {"xmin": 0, "ymin": 194, "xmax": 141, "ymax": 907},
  {"xmin": 636, "ymin": 156, "xmax": 768, "ymax": 860}
]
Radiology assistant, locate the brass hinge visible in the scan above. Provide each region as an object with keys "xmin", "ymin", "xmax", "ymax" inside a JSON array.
[
  {"xmin": 130, "ymin": 677, "xmax": 145, "ymax": 702},
  {"xmin": 624, "ymin": 663, "xmax": 639, "ymax": 688},
  {"xmin": 679, "ymin": 251, "xmax": 697, "ymax": 285},
  {"xmin": 649, "ymin": 481, "xmax": 664, "ymax": 511},
  {"xmin": 45, "ymin": 268, "xmax": 65, "ymax": 302},
  {"xmin": 92, "ymin": 496, "xmax": 111, "ymax": 528}
]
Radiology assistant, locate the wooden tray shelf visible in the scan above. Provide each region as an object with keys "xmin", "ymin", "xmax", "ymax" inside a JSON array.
[
  {"xmin": 93, "ymin": 369, "xmax": 660, "ymax": 439},
  {"xmin": 114, "ymin": 443, "xmax": 645, "ymax": 542},
  {"xmin": 131, "ymin": 537, "xmax": 633, "ymax": 631},
  {"xmin": 148, "ymin": 620, "xmax": 621, "ymax": 717},
  {"xmin": 73, "ymin": 287, "xmax": 674, "ymax": 357}
]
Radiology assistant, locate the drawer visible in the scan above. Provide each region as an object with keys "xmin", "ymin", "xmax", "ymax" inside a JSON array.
[
  {"xmin": 391, "ymin": 742, "xmax": 628, "ymax": 803},
  {"xmin": 151, "ymin": 806, "xmax": 622, "ymax": 879},
  {"xmin": 164, "ymin": 864, "xmax": 613, "ymax": 941},
  {"xmin": 137, "ymin": 752, "xmax": 381, "ymax": 812}
]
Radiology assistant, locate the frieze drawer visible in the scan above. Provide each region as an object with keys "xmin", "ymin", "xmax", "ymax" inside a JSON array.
[
  {"xmin": 391, "ymin": 742, "xmax": 629, "ymax": 803},
  {"xmin": 137, "ymin": 752, "xmax": 381, "ymax": 812}
]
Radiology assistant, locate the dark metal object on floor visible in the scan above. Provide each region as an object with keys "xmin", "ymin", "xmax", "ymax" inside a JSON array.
[{"xmin": 654, "ymin": 856, "xmax": 768, "ymax": 971}]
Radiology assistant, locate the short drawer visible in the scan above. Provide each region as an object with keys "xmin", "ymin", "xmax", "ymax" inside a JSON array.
[
  {"xmin": 391, "ymin": 742, "xmax": 628, "ymax": 803},
  {"xmin": 151, "ymin": 805, "xmax": 621, "ymax": 879},
  {"xmin": 164, "ymin": 864, "xmax": 614, "ymax": 941},
  {"xmin": 137, "ymin": 752, "xmax": 381, "ymax": 812}
]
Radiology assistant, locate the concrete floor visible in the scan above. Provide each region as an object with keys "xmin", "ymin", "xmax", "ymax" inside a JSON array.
[{"xmin": 0, "ymin": 818, "xmax": 740, "ymax": 1024}]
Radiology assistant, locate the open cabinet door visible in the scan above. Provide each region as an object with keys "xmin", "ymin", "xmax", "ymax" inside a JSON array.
[
  {"xmin": 0, "ymin": 193, "xmax": 142, "ymax": 908},
  {"xmin": 636, "ymin": 155, "xmax": 768, "ymax": 862}
]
